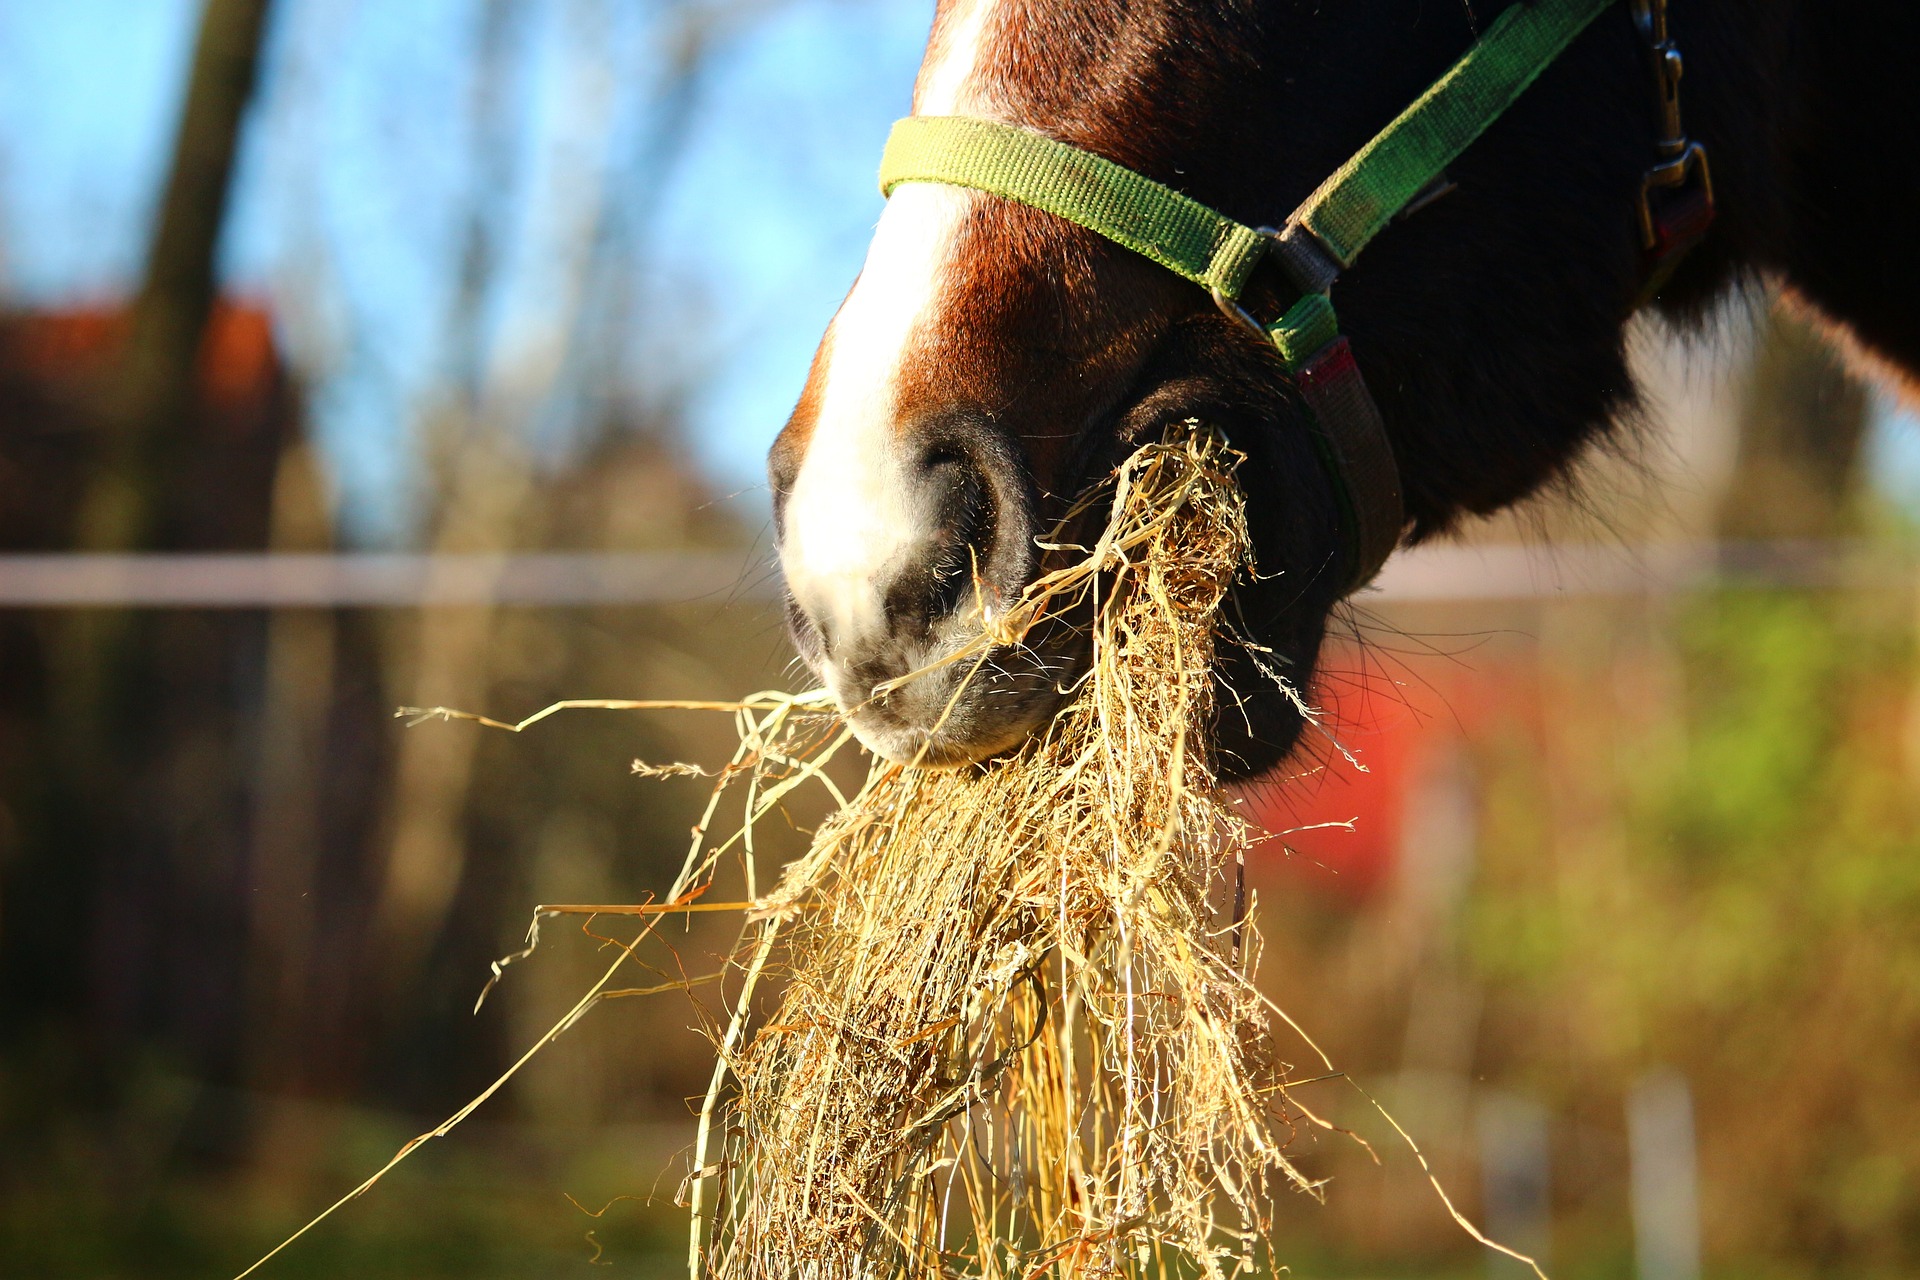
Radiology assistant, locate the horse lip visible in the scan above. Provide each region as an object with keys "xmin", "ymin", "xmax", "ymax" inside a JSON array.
[
  {"xmin": 844, "ymin": 710, "xmax": 1005, "ymax": 770},
  {"xmin": 841, "ymin": 668, "xmax": 1033, "ymax": 767},
  {"xmin": 824, "ymin": 619, "xmax": 1083, "ymax": 768}
]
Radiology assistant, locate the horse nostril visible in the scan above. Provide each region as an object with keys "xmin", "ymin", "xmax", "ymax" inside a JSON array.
[
  {"xmin": 886, "ymin": 444, "xmax": 998, "ymax": 630},
  {"xmin": 928, "ymin": 483, "xmax": 992, "ymax": 620}
]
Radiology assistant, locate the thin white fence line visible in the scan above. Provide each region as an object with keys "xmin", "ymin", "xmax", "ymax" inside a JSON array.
[
  {"xmin": 1366, "ymin": 538, "xmax": 1906, "ymax": 602},
  {"xmin": 0, "ymin": 540, "xmax": 1903, "ymax": 607},
  {"xmin": 0, "ymin": 551, "xmax": 777, "ymax": 607}
]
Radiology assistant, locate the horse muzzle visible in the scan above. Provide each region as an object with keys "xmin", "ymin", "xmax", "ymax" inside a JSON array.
[{"xmin": 772, "ymin": 414, "xmax": 1070, "ymax": 767}]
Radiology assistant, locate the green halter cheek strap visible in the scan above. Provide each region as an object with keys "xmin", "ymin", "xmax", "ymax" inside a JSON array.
[{"xmin": 878, "ymin": 0, "xmax": 1616, "ymax": 592}]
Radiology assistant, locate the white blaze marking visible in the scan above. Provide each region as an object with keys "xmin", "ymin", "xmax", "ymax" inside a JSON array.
[
  {"xmin": 781, "ymin": 184, "xmax": 972, "ymax": 654},
  {"xmin": 918, "ymin": 0, "xmax": 997, "ymax": 115},
  {"xmin": 782, "ymin": 0, "xmax": 1001, "ymax": 664}
]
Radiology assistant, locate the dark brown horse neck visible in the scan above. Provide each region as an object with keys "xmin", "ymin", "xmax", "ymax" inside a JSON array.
[{"xmin": 922, "ymin": 0, "xmax": 1920, "ymax": 531}]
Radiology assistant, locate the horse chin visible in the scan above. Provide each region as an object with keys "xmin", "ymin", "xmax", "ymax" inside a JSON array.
[
  {"xmin": 844, "ymin": 710, "xmax": 1031, "ymax": 771},
  {"xmin": 829, "ymin": 640, "xmax": 1080, "ymax": 770}
]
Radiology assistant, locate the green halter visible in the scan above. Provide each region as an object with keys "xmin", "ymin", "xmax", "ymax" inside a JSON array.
[{"xmin": 878, "ymin": 0, "xmax": 1620, "ymax": 591}]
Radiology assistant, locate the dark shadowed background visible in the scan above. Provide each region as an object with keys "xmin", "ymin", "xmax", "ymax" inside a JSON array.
[{"xmin": 0, "ymin": 2, "xmax": 1916, "ymax": 1277}]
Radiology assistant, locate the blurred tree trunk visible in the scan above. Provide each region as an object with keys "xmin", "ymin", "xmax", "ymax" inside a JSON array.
[
  {"xmin": 370, "ymin": 0, "xmax": 714, "ymax": 1004},
  {"xmin": 1716, "ymin": 301, "xmax": 1871, "ymax": 541},
  {"xmin": 57, "ymin": 0, "xmax": 278, "ymax": 760},
  {"xmin": 242, "ymin": 439, "xmax": 336, "ymax": 1151},
  {"xmin": 356, "ymin": 3, "xmax": 754, "ymax": 1130},
  {"xmin": 27, "ymin": 0, "xmax": 280, "ymax": 1172},
  {"xmin": 369, "ymin": 0, "xmax": 530, "ymax": 999},
  {"xmin": 80, "ymin": 0, "xmax": 274, "ymax": 553}
]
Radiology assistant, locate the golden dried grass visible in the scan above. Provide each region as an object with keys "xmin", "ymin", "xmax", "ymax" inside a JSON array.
[
  {"xmin": 688, "ymin": 426, "xmax": 1316, "ymax": 1278},
  {"xmin": 240, "ymin": 425, "xmax": 1542, "ymax": 1280}
]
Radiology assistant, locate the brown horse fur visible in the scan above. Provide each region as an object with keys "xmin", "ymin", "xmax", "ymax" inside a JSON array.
[{"xmin": 769, "ymin": 0, "xmax": 1920, "ymax": 779}]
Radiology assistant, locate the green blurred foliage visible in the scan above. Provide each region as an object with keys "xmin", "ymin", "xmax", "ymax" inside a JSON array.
[
  {"xmin": 0, "ymin": 1096, "xmax": 691, "ymax": 1277},
  {"xmin": 1466, "ymin": 587, "xmax": 1920, "ymax": 1272}
]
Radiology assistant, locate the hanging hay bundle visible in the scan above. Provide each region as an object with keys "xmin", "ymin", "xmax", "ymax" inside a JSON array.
[
  {"xmin": 690, "ymin": 426, "xmax": 1315, "ymax": 1278},
  {"xmin": 240, "ymin": 427, "xmax": 1545, "ymax": 1280}
]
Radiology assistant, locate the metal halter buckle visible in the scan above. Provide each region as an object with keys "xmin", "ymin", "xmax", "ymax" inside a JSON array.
[
  {"xmin": 1210, "ymin": 223, "xmax": 1344, "ymax": 344},
  {"xmin": 1631, "ymin": 0, "xmax": 1715, "ymax": 266},
  {"xmin": 1638, "ymin": 141, "xmax": 1714, "ymax": 251},
  {"xmin": 1207, "ymin": 222, "xmax": 1403, "ymax": 589},
  {"xmin": 1211, "ymin": 285, "xmax": 1270, "ymax": 345}
]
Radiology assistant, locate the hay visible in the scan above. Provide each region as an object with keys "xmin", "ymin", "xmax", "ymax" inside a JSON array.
[
  {"xmin": 688, "ymin": 426, "xmax": 1315, "ymax": 1278},
  {"xmin": 238, "ymin": 425, "xmax": 1544, "ymax": 1280},
  {"xmin": 236, "ymin": 422, "xmax": 1543, "ymax": 1280}
]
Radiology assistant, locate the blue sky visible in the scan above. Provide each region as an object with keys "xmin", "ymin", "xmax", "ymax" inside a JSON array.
[{"xmin": 0, "ymin": 0, "xmax": 932, "ymax": 541}]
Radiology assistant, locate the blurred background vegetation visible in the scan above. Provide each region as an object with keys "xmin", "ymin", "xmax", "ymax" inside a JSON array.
[{"xmin": 0, "ymin": 1, "xmax": 1916, "ymax": 1277}]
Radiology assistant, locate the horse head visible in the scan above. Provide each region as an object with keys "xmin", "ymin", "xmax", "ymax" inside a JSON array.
[{"xmin": 769, "ymin": 0, "xmax": 1888, "ymax": 776}]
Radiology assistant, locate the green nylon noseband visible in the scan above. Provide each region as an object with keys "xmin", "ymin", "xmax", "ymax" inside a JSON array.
[{"xmin": 878, "ymin": 0, "xmax": 1617, "ymax": 591}]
